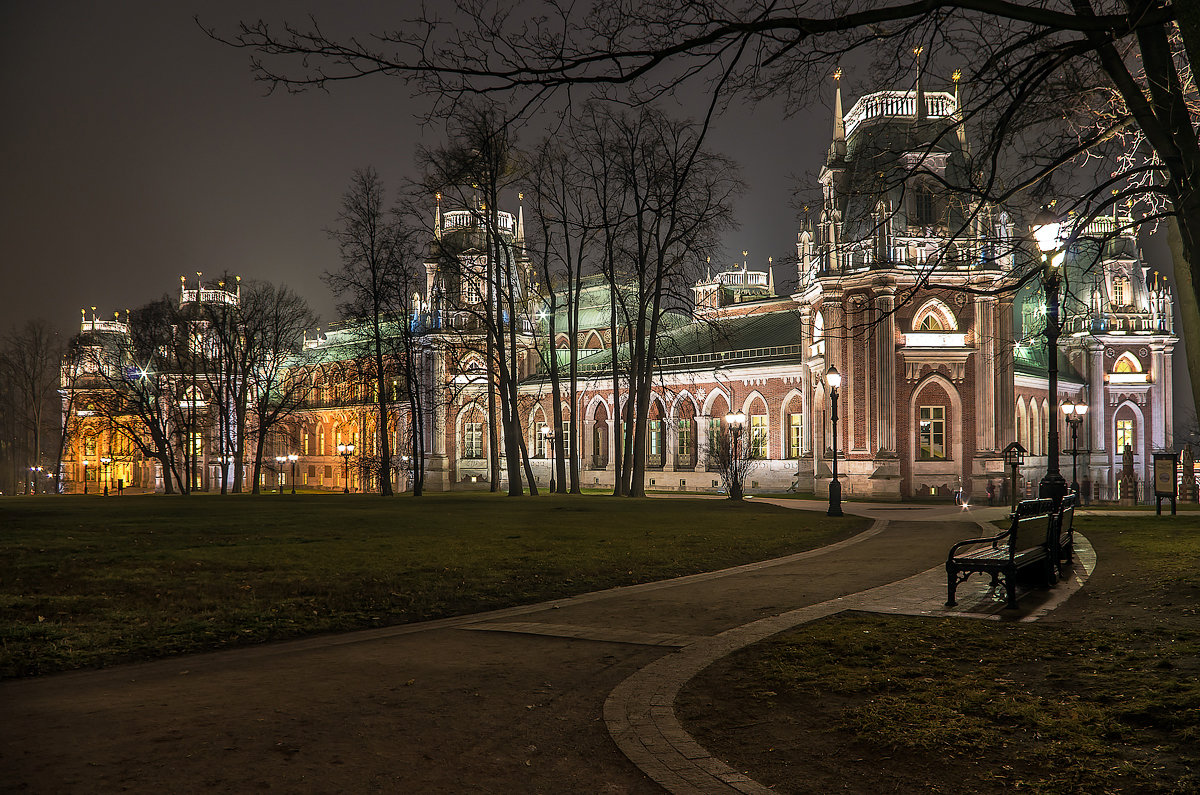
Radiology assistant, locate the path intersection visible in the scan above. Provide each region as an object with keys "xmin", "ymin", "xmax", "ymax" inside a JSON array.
[{"xmin": 1, "ymin": 499, "xmax": 1092, "ymax": 793}]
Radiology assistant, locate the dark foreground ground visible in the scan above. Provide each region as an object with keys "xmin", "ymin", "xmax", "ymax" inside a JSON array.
[{"xmin": 679, "ymin": 513, "xmax": 1200, "ymax": 794}]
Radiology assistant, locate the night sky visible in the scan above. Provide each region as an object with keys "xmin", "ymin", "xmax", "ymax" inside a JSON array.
[{"xmin": 2, "ymin": 1, "xmax": 826, "ymax": 339}]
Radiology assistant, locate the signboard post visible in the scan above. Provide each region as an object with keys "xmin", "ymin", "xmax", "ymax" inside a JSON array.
[{"xmin": 1153, "ymin": 452, "xmax": 1179, "ymax": 516}]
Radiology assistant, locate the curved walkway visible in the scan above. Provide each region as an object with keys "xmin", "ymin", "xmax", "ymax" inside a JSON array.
[
  {"xmin": 1, "ymin": 501, "xmax": 1092, "ymax": 793},
  {"xmin": 605, "ymin": 499, "xmax": 1097, "ymax": 794}
]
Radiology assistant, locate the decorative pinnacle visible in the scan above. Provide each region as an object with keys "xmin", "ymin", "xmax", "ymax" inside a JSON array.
[
  {"xmin": 913, "ymin": 46, "xmax": 924, "ymax": 57},
  {"xmin": 952, "ymin": 69, "xmax": 962, "ymax": 83},
  {"xmin": 833, "ymin": 68, "xmax": 842, "ymax": 81}
]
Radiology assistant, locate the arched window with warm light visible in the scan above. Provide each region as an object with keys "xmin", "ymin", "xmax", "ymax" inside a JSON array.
[
  {"xmin": 912, "ymin": 299, "xmax": 958, "ymax": 332},
  {"xmin": 811, "ymin": 311, "xmax": 825, "ymax": 357},
  {"xmin": 1113, "ymin": 353, "xmax": 1141, "ymax": 373}
]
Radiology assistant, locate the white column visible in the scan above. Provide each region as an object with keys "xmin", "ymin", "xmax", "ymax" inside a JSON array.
[
  {"xmin": 995, "ymin": 297, "xmax": 1016, "ymax": 449},
  {"xmin": 876, "ymin": 288, "xmax": 896, "ymax": 453},
  {"xmin": 1088, "ymin": 342, "xmax": 1106, "ymax": 450},
  {"xmin": 1151, "ymin": 341, "xmax": 1167, "ymax": 450},
  {"xmin": 974, "ymin": 297, "xmax": 996, "ymax": 452}
]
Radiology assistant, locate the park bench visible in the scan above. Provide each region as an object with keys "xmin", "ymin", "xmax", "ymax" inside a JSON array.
[
  {"xmin": 945, "ymin": 497, "xmax": 1057, "ymax": 609},
  {"xmin": 1054, "ymin": 493, "xmax": 1078, "ymax": 579}
]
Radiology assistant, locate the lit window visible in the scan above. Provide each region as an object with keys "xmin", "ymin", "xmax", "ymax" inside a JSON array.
[
  {"xmin": 1114, "ymin": 354, "xmax": 1140, "ymax": 374},
  {"xmin": 750, "ymin": 415, "xmax": 768, "ymax": 458},
  {"xmin": 919, "ymin": 313, "xmax": 945, "ymax": 331},
  {"xmin": 465, "ymin": 422, "xmax": 483, "ymax": 458},
  {"xmin": 1113, "ymin": 277, "xmax": 1130, "ymax": 307},
  {"xmin": 706, "ymin": 417, "xmax": 725, "ymax": 470},
  {"xmin": 648, "ymin": 420, "xmax": 661, "ymax": 458},
  {"xmin": 536, "ymin": 423, "xmax": 549, "ymax": 457},
  {"xmin": 788, "ymin": 413, "xmax": 803, "ymax": 458},
  {"xmin": 463, "ymin": 277, "xmax": 482, "ymax": 304},
  {"xmin": 919, "ymin": 406, "xmax": 946, "ymax": 460},
  {"xmin": 677, "ymin": 419, "xmax": 693, "ymax": 459},
  {"xmin": 1117, "ymin": 419, "xmax": 1134, "ymax": 454}
]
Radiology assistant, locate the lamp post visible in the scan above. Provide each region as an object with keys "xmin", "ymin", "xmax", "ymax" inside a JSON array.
[
  {"xmin": 28, "ymin": 466, "xmax": 43, "ymax": 495},
  {"xmin": 1061, "ymin": 399, "xmax": 1088, "ymax": 495},
  {"xmin": 1032, "ymin": 207, "xmax": 1069, "ymax": 505},
  {"xmin": 83, "ymin": 460, "xmax": 88, "ymax": 495},
  {"xmin": 288, "ymin": 454, "xmax": 298, "ymax": 495},
  {"xmin": 337, "ymin": 443, "xmax": 355, "ymax": 493},
  {"xmin": 826, "ymin": 366, "xmax": 843, "ymax": 517},
  {"xmin": 1003, "ymin": 442, "xmax": 1027, "ymax": 513},
  {"xmin": 724, "ymin": 411, "xmax": 747, "ymax": 500},
  {"xmin": 539, "ymin": 425, "xmax": 557, "ymax": 493},
  {"xmin": 275, "ymin": 455, "xmax": 286, "ymax": 494},
  {"xmin": 100, "ymin": 457, "xmax": 112, "ymax": 496}
]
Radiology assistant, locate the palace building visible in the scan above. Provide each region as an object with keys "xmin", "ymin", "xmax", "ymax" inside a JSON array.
[{"xmin": 61, "ymin": 78, "xmax": 1178, "ymax": 501}]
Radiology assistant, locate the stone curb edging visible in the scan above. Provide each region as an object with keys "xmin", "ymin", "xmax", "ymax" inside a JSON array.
[{"xmin": 604, "ymin": 532, "xmax": 1097, "ymax": 794}]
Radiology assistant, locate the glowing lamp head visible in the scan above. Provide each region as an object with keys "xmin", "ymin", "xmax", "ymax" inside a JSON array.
[
  {"xmin": 1075, "ymin": 403, "xmax": 1088, "ymax": 416},
  {"xmin": 1032, "ymin": 207, "xmax": 1062, "ymax": 253},
  {"xmin": 825, "ymin": 366, "xmax": 841, "ymax": 390},
  {"xmin": 1061, "ymin": 400, "xmax": 1074, "ymax": 417}
]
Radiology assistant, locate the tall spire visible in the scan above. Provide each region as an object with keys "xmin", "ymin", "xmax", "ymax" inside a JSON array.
[
  {"xmin": 828, "ymin": 68, "xmax": 846, "ymax": 162},
  {"xmin": 517, "ymin": 192, "xmax": 525, "ymax": 243},
  {"xmin": 914, "ymin": 47, "xmax": 927, "ymax": 122},
  {"xmin": 767, "ymin": 256, "xmax": 775, "ymax": 295},
  {"xmin": 952, "ymin": 68, "xmax": 968, "ymax": 149},
  {"xmin": 434, "ymin": 192, "xmax": 443, "ymax": 239}
]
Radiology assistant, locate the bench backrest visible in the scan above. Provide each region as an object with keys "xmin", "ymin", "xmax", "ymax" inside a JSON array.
[
  {"xmin": 1009, "ymin": 498, "xmax": 1055, "ymax": 559},
  {"xmin": 1057, "ymin": 493, "xmax": 1078, "ymax": 546}
]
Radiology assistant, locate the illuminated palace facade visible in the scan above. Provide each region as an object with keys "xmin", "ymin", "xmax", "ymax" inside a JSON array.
[{"xmin": 62, "ymin": 81, "xmax": 1177, "ymax": 500}]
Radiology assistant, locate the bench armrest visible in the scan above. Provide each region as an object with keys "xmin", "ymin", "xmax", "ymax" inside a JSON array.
[{"xmin": 947, "ymin": 528, "xmax": 1010, "ymax": 560}]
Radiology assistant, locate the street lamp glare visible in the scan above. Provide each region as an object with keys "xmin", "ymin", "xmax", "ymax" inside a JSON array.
[
  {"xmin": 1032, "ymin": 207, "xmax": 1061, "ymax": 252},
  {"xmin": 1061, "ymin": 400, "xmax": 1074, "ymax": 416},
  {"xmin": 825, "ymin": 366, "xmax": 841, "ymax": 390},
  {"xmin": 1075, "ymin": 403, "xmax": 1088, "ymax": 416}
]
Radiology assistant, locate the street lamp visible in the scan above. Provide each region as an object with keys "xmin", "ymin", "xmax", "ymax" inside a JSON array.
[
  {"xmin": 1061, "ymin": 399, "xmax": 1088, "ymax": 496},
  {"xmin": 1032, "ymin": 206, "xmax": 1069, "ymax": 505},
  {"xmin": 337, "ymin": 443, "xmax": 355, "ymax": 493},
  {"xmin": 1003, "ymin": 441, "xmax": 1027, "ymax": 513},
  {"xmin": 288, "ymin": 454, "xmax": 298, "ymax": 495},
  {"xmin": 539, "ymin": 425, "xmax": 557, "ymax": 493},
  {"xmin": 28, "ymin": 466, "xmax": 43, "ymax": 495},
  {"xmin": 100, "ymin": 457, "xmax": 112, "ymax": 496},
  {"xmin": 724, "ymin": 411, "xmax": 747, "ymax": 500},
  {"xmin": 826, "ymin": 366, "xmax": 843, "ymax": 517},
  {"xmin": 275, "ymin": 455, "xmax": 286, "ymax": 494}
]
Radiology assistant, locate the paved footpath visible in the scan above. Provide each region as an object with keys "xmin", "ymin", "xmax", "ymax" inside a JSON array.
[{"xmin": 0, "ymin": 501, "xmax": 1093, "ymax": 794}]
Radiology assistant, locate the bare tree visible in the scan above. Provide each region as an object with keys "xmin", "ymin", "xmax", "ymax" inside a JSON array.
[
  {"xmin": 703, "ymin": 419, "xmax": 761, "ymax": 501},
  {"xmin": 240, "ymin": 281, "xmax": 317, "ymax": 494},
  {"xmin": 325, "ymin": 167, "xmax": 413, "ymax": 496},
  {"xmin": 0, "ymin": 320, "xmax": 63, "ymax": 493},
  {"xmin": 417, "ymin": 102, "xmax": 540, "ymax": 495},
  {"xmin": 212, "ymin": 0, "xmax": 1200, "ymax": 415}
]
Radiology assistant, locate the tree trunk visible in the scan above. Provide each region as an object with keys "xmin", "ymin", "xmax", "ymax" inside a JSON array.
[{"xmin": 1168, "ymin": 215, "xmax": 1200, "ymax": 422}]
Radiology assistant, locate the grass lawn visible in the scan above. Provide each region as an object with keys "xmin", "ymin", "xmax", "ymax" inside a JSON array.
[
  {"xmin": 679, "ymin": 514, "xmax": 1200, "ymax": 794},
  {"xmin": 0, "ymin": 493, "xmax": 868, "ymax": 678}
]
